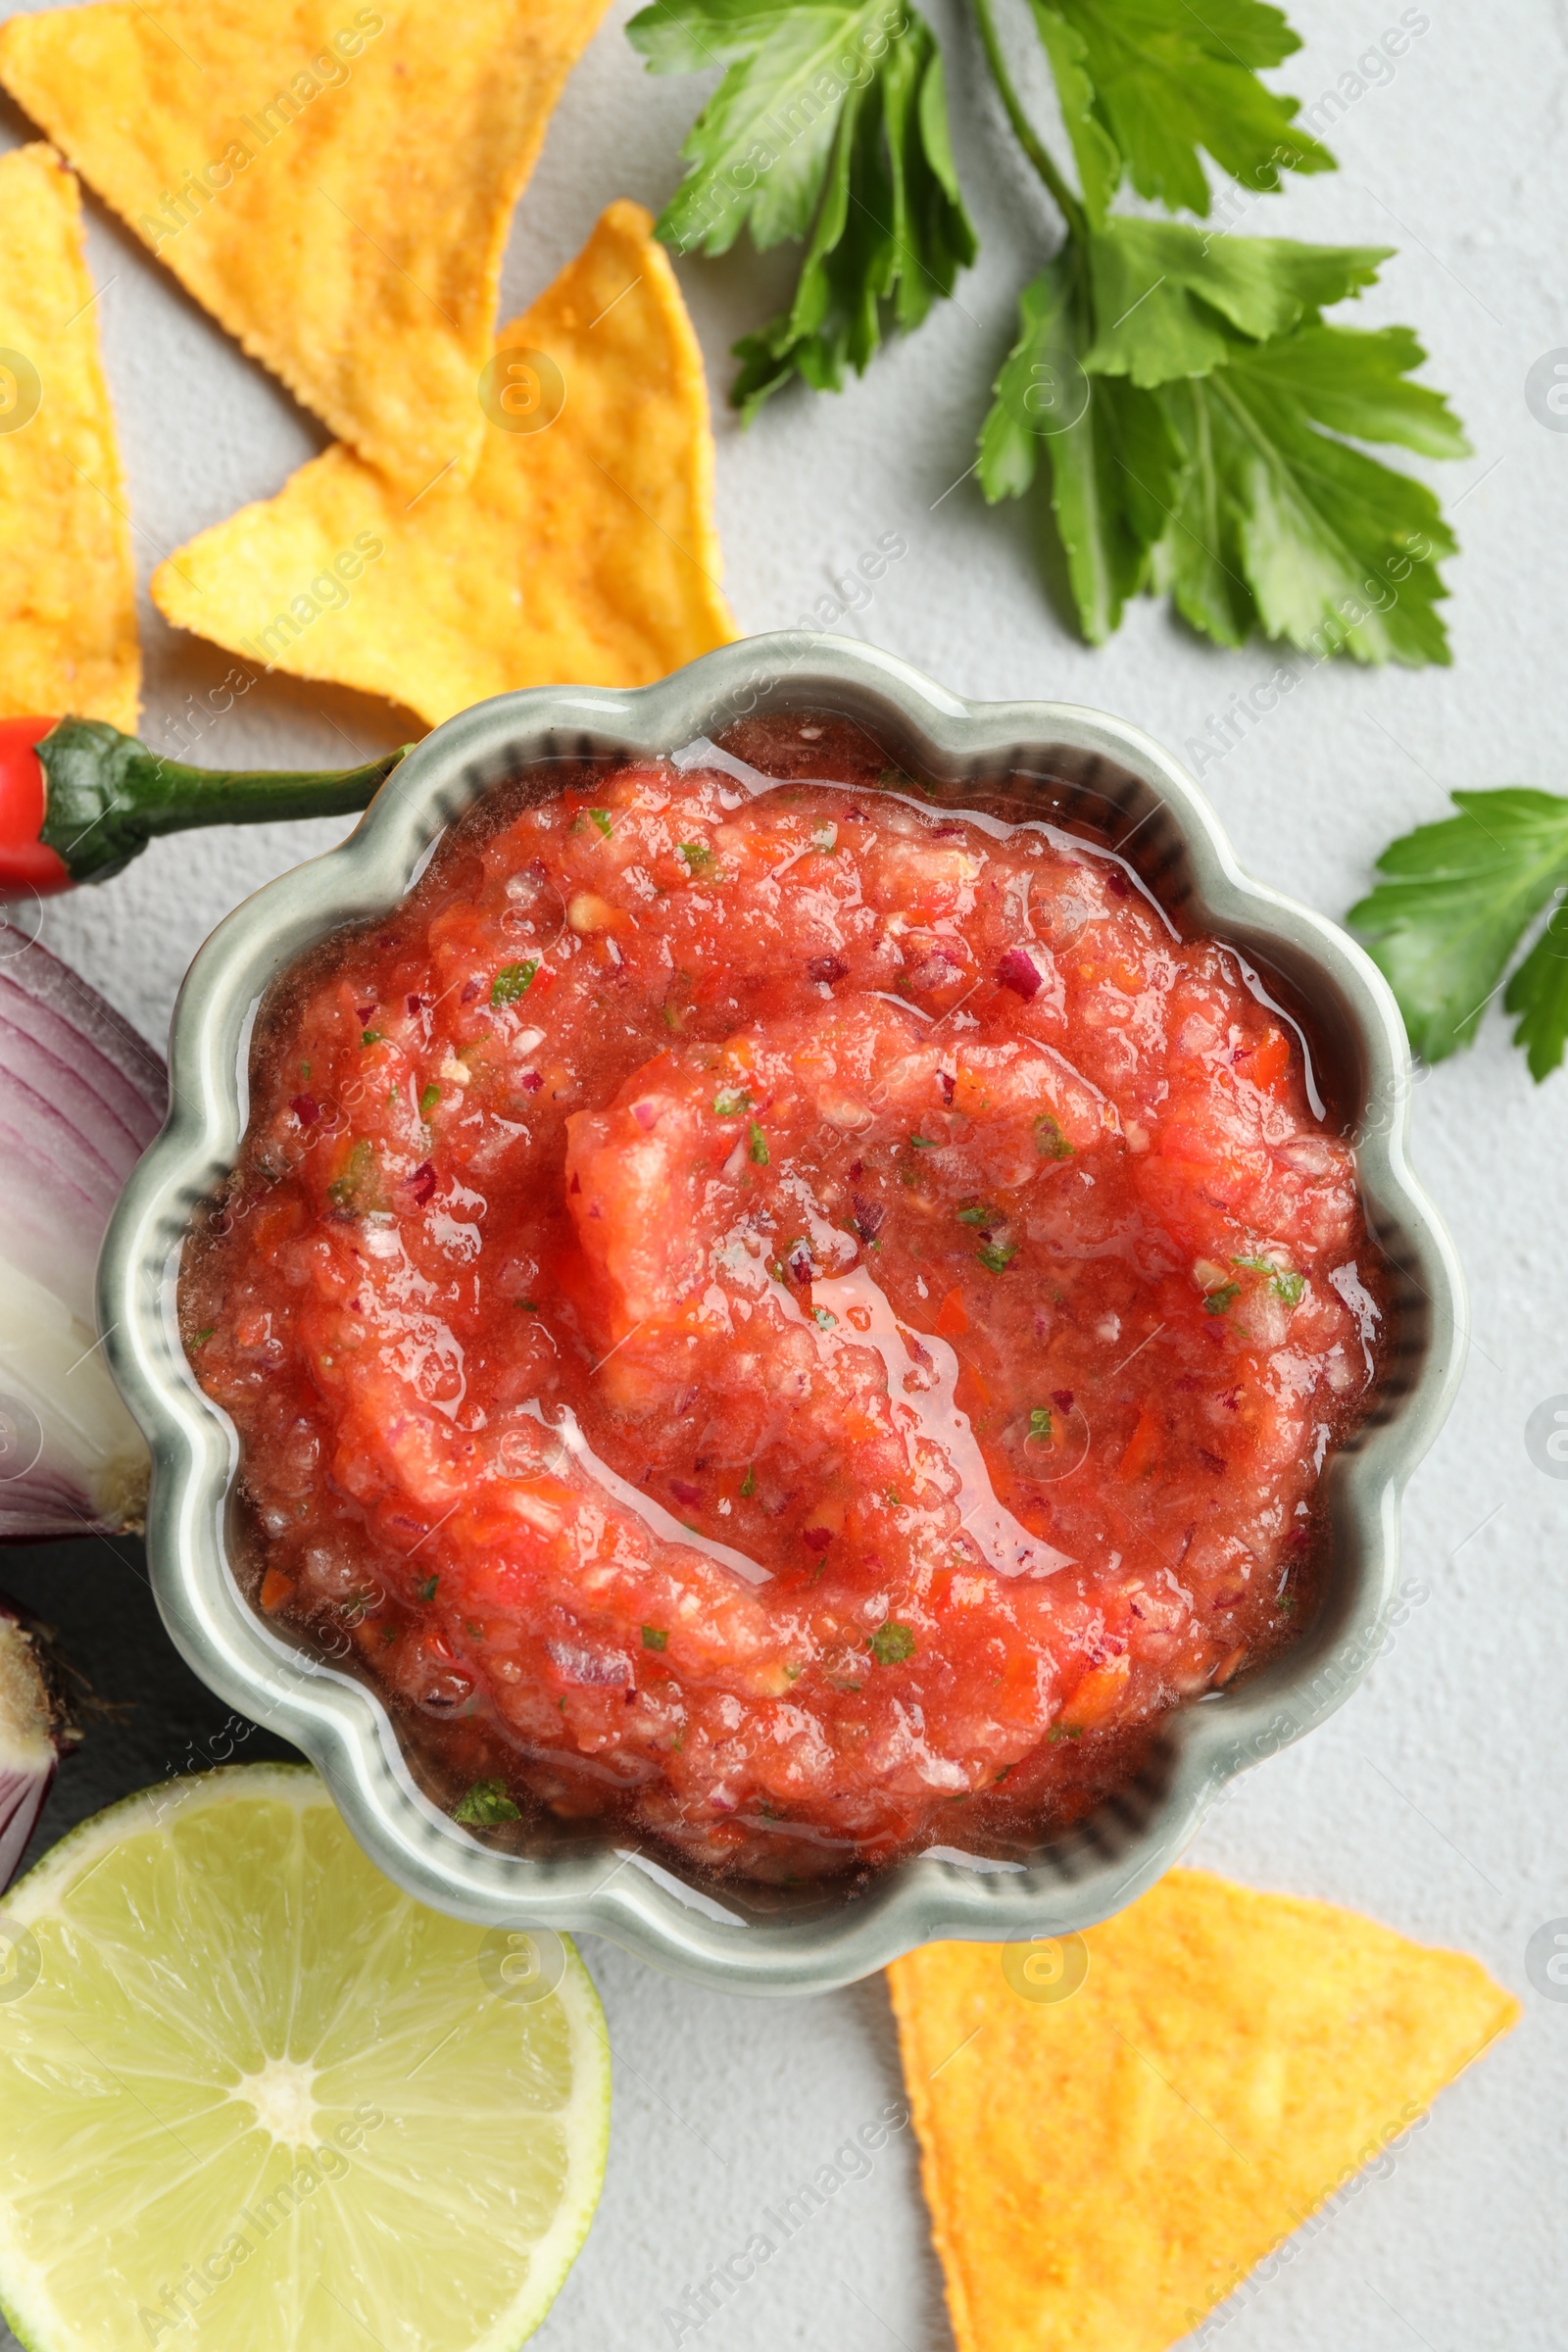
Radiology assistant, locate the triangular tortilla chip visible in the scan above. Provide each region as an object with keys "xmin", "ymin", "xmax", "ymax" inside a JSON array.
[
  {"xmin": 0, "ymin": 143, "xmax": 138, "ymax": 731},
  {"xmin": 0, "ymin": 0, "xmax": 612, "ymax": 490},
  {"xmin": 149, "ymin": 201, "xmax": 738, "ymax": 724},
  {"xmin": 888, "ymin": 1869, "xmax": 1518, "ymax": 2352}
]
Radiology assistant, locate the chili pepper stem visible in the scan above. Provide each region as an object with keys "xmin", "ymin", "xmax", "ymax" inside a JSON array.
[{"xmin": 2, "ymin": 717, "xmax": 410, "ymax": 893}]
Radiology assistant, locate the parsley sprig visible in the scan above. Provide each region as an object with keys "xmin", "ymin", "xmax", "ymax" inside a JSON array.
[
  {"xmin": 630, "ymin": 0, "xmax": 1466, "ymax": 662},
  {"xmin": 1349, "ymin": 791, "xmax": 1568, "ymax": 1080}
]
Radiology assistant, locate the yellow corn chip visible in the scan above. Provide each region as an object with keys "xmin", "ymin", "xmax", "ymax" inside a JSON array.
[
  {"xmin": 888, "ymin": 1869, "xmax": 1519, "ymax": 2352},
  {"xmin": 0, "ymin": 143, "xmax": 137, "ymax": 731},
  {"xmin": 149, "ymin": 201, "xmax": 738, "ymax": 724},
  {"xmin": 0, "ymin": 0, "xmax": 612, "ymax": 490}
]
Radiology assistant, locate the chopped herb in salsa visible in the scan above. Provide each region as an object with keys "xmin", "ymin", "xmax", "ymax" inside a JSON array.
[
  {"xmin": 452, "ymin": 1780, "xmax": 520, "ymax": 1826},
  {"xmin": 977, "ymin": 1240, "xmax": 1018, "ymax": 1273},
  {"xmin": 868, "ymin": 1621, "xmax": 915, "ymax": 1665},
  {"xmin": 491, "ymin": 959, "xmax": 538, "ymax": 1004}
]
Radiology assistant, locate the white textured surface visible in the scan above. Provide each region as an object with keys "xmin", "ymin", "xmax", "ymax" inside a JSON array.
[{"xmin": 3, "ymin": 0, "xmax": 1564, "ymax": 2342}]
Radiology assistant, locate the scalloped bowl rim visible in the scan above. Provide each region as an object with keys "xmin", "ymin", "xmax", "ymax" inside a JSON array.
[{"xmin": 99, "ymin": 634, "xmax": 1466, "ymax": 1995}]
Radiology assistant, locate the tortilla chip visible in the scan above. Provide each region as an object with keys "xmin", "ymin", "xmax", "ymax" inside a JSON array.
[
  {"xmin": 888, "ymin": 1869, "xmax": 1519, "ymax": 2352},
  {"xmin": 149, "ymin": 202, "xmax": 738, "ymax": 724},
  {"xmin": 0, "ymin": 144, "xmax": 137, "ymax": 732},
  {"xmin": 0, "ymin": 0, "xmax": 612, "ymax": 490}
]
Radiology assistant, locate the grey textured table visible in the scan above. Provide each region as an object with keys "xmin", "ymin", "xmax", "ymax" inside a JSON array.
[{"xmin": 3, "ymin": 0, "xmax": 1564, "ymax": 2343}]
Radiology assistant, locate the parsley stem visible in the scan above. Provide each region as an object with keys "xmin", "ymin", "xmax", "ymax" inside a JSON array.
[{"xmin": 968, "ymin": 0, "xmax": 1086, "ymax": 244}]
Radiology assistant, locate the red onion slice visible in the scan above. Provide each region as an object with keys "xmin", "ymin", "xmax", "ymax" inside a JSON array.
[{"xmin": 0, "ymin": 930, "xmax": 167, "ymax": 1540}]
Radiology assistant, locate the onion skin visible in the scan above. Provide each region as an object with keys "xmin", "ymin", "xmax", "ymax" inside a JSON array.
[
  {"xmin": 0, "ymin": 935, "xmax": 168, "ymax": 1539},
  {"xmin": 0, "ymin": 1594, "xmax": 79, "ymax": 1890}
]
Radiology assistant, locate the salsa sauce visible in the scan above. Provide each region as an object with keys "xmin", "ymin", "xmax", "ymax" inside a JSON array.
[{"xmin": 182, "ymin": 719, "xmax": 1386, "ymax": 1883}]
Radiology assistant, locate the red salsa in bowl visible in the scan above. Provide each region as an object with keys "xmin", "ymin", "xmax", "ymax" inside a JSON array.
[{"xmin": 181, "ymin": 719, "xmax": 1387, "ymax": 1884}]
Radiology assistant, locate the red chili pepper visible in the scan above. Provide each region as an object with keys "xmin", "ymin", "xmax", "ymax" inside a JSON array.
[
  {"xmin": 0, "ymin": 715, "xmax": 408, "ymax": 901},
  {"xmin": 0, "ymin": 718, "xmax": 70, "ymax": 896}
]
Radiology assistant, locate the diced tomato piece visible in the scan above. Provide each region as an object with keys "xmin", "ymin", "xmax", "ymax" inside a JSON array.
[{"xmin": 1117, "ymin": 1404, "xmax": 1163, "ymax": 1481}]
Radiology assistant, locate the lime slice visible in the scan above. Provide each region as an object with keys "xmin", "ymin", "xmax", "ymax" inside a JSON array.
[{"xmin": 0, "ymin": 1764, "xmax": 610, "ymax": 2352}]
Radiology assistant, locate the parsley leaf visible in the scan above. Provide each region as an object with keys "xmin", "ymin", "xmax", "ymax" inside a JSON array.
[
  {"xmin": 1036, "ymin": 0, "xmax": 1334, "ymax": 220},
  {"xmin": 1083, "ymin": 220, "xmax": 1388, "ymax": 385},
  {"xmin": 630, "ymin": 0, "xmax": 877, "ymax": 252},
  {"xmin": 978, "ymin": 254, "xmax": 1079, "ymax": 502},
  {"xmin": 1505, "ymin": 927, "xmax": 1568, "ymax": 1081},
  {"xmin": 1143, "ymin": 374, "xmax": 1256, "ymax": 648},
  {"xmin": 629, "ymin": 0, "xmax": 975, "ymax": 415},
  {"xmin": 1043, "ymin": 371, "xmax": 1180, "ymax": 648},
  {"xmin": 733, "ymin": 14, "xmax": 976, "ymax": 415},
  {"xmin": 1025, "ymin": 2, "xmax": 1118, "ymax": 227},
  {"xmin": 1154, "ymin": 356, "xmax": 1459, "ymax": 665},
  {"xmin": 980, "ymin": 252, "xmax": 1180, "ymax": 644},
  {"xmin": 1348, "ymin": 791, "xmax": 1568, "ymax": 1073},
  {"xmin": 1221, "ymin": 321, "xmax": 1471, "ymax": 460}
]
